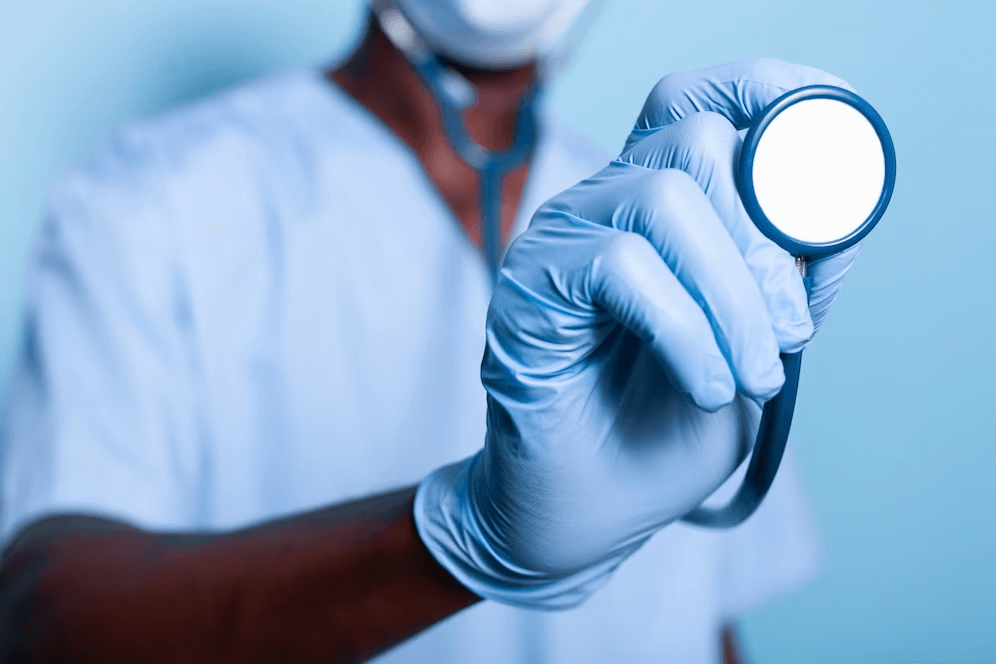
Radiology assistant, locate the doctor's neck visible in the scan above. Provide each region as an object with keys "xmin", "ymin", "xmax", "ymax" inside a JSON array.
[
  {"xmin": 330, "ymin": 16, "xmax": 535, "ymax": 153},
  {"xmin": 329, "ymin": 15, "xmax": 533, "ymax": 248}
]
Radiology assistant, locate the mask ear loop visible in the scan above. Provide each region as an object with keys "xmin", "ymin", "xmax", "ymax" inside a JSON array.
[{"xmin": 372, "ymin": 0, "xmax": 602, "ymax": 286}]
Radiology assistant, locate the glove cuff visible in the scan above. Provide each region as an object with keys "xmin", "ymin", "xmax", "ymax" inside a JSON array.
[{"xmin": 414, "ymin": 455, "xmax": 624, "ymax": 611}]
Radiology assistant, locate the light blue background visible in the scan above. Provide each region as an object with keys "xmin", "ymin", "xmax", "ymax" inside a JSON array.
[{"xmin": 1, "ymin": 1, "xmax": 993, "ymax": 662}]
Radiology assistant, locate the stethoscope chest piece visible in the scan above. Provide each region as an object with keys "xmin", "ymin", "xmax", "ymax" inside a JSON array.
[{"xmin": 739, "ymin": 85, "xmax": 896, "ymax": 261}]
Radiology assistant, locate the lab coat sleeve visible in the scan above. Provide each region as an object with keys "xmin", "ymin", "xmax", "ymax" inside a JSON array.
[{"xmin": 0, "ymin": 129, "xmax": 205, "ymax": 548}]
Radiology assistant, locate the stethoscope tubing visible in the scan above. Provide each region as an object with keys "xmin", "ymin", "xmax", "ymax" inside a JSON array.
[
  {"xmin": 682, "ymin": 345, "xmax": 805, "ymax": 527},
  {"xmin": 373, "ymin": 2, "xmax": 541, "ymax": 287}
]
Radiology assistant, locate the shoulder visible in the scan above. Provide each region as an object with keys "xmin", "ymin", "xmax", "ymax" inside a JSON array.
[
  {"xmin": 131, "ymin": 67, "xmax": 353, "ymax": 173},
  {"xmin": 45, "ymin": 69, "xmax": 370, "ymax": 274},
  {"xmin": 53, "ymin": 68, "xmax": 357, "ymax": 223}
]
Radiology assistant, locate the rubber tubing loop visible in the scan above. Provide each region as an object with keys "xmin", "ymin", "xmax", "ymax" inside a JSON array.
[{"xmin": 682, "ymin": 350, "xmax": 803, "ymax": 528}]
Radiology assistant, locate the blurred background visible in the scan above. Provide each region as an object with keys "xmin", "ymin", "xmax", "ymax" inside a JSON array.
[{"xmin": 1, "ymin": 0, "xmax": 993, "ymax": 661}]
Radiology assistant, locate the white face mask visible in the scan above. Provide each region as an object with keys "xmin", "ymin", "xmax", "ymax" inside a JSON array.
[{"xmin": 392, "ymin": 0, "xmax": 593, "ymax": 70}]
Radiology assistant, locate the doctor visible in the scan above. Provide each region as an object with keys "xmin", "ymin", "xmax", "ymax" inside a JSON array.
[{"xmin": 0, "ymin": 1, "xmax": 859, "ymax": 662}]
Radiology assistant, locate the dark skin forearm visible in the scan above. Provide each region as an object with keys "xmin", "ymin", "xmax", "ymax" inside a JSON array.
[{"xmin": 0, "ymin": 486, "xmax": 480, "ymax": 663}]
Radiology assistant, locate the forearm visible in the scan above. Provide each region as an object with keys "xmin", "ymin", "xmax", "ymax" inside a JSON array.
[{"xmin": 0, "ymin": 486, "xmax": 480, "ymax": 663}]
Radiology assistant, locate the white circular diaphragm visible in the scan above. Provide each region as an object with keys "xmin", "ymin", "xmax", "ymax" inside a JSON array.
[{"xmin": 750, "ymin": 97, "xmax": 887, "ymax": 247}]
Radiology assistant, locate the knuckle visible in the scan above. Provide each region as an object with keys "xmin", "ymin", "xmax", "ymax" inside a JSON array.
[
  {"xmin": 679, "ymin": 111, "xmax": 741, "ymax": 159},
  {"xmin": 651, "ymin": 70, "xmax": 684, "ymax": 98},
  {"xmin": 643, "ymin": 70, "xmax": 696, "ymax": 123},
  {"xmin": 592, "ymin": 231, "xmax": 660, "ymax": 296},
  {"xmin": 643, "ymin": 167, "xmax": 700, "ymax": 214},
  {"xmin": 602, "ymin": 230, "xmax": 654, "ymax": 270},
  {"xmin": 684, "ymin": 110, "xmax": 739, "ymax": 139}
]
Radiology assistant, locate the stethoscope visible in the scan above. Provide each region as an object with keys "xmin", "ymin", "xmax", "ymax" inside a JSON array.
[
  {"xmin": 374, "ymin": 2, "xmax": 898, "ymax": 529},
  {"xmin": 372, "ymin": 0, "xmax": 604, "ymax": 285},
  {"xmin": 683, "ymin": 86, "xmax": 897, "ymax": 527}
]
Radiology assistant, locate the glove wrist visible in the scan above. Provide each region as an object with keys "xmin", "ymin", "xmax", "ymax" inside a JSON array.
[{"xmin": 413, "ymin": 454, "xmax": 622, "ymax": 610}]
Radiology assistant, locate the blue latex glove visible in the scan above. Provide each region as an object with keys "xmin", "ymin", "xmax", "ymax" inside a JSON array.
[{"xmin": 416, "ymin": 59, "xmax": 862, "ymax": 609}]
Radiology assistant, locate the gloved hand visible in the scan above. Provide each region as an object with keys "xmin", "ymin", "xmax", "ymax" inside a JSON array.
[{"xmin": 416, "ymin": 59, "xmax": 862, "ymax": 609}]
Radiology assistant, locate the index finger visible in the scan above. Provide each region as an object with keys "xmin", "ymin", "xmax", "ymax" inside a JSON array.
[{"xmin": 627, "ymin": 58, "xmax": 855, "ymax": 141}]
